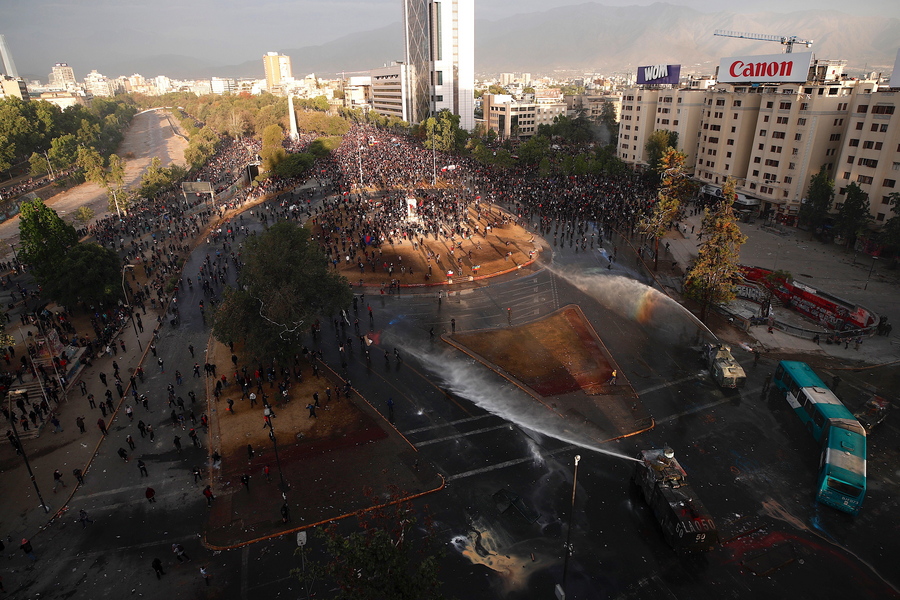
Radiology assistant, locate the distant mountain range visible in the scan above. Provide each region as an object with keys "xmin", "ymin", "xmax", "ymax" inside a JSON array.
[{"xmin": 32, "ymin": 2, "xmax": 900, "ymax": 81}]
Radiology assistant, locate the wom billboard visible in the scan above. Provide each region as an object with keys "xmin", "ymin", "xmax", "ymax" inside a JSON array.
[
  {"xmin": 717, "ymin": 52, "xmax": 812, "ymax": 83},
  {"xmin": 636, "ymin": 64, "xmax": 681, "ymax": 85}
]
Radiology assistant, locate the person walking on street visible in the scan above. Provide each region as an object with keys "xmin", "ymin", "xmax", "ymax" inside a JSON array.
[
  {"xmin": 172, "ymin": 543, "xmax": 190, "ymax": 562},
  {"xmin": 138, "ymin": 420, "xmax": 146, "ymax": 437},
  {"xmin": 263, "ymin": 465, "xmax": 271, "ymax": 482},
  {"xmin": 76, "ymin": 416, "xmax": 86, "ymax": 433},
  {"xmin": 152, "ymin": 557, "xmax": 165, "ymax": 578},
  {"xmin": 158, "ymin": 357, "xmax": 164, "ymax": 373},
  {"xmin": 606, "ymin": 370, "xmax": 617, "ymax": 385},
  {"xmin": 188, "ymin": 344, "xmax": 195, "ymax": 358},
  {"xmin": 200, "ymin": 566, "xmax": 211, "ymax": 586},
  {"xmin": 247, "ymin": 444, "xmax": 254, "ymax": 461},
  {"xmin": 99, "ymin": 372, "xmax": 107, "ymax": 387},
  {"xmin": 51, "ymin": 415, "xmax": 63, "ymax": 433},
  {"xmin": 79, "ymin": 380, "xmax": 87, "ymax": 396},
  {"xmin": 145, "ymin": 487, "xmax": 156, "ymax": 503},
  {"xmin": 73, "ymin": 468, "xmax": 84, "ymax": 485},
  {"xmin": 173, "ymin": 435, "xmax": 182, "ymax": 452},
  {"xmin": 53, "ymin": 469, "xmax": 66, "ymax": 492},
  {"xmin": 138, "ymin": 459, "xmax": 149, "ymax": 477},
  {"xmin": 79, "ymin": 509, "xmax": 94, "ymax": 528},
  {"xmin": 20, "ymin": 538, "xmax": 36, "ymax": 561},
  {"xmin": 97, "ymin": 417, "xmax": 107, "ymax": 435},
  {"xmin": 126, "ymin": 434, "xmax": 136, "ymax": 450},
  {"xmin": 118, "ymin": 447, "xmax": 129, "ymax": 462},
  {"xmin": 203, "ymin": 485, "xmax": 215, "ymax": 506}
]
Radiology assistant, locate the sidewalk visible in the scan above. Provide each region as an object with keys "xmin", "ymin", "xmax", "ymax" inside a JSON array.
[{"xmin": 662, "ymin": 210, "xmax": 900, "ymax": 365}]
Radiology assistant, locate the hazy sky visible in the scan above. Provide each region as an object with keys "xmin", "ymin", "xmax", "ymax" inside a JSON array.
[{"xmin": 4, "ymin": 0, "xmax": 897, "ymax": 79}]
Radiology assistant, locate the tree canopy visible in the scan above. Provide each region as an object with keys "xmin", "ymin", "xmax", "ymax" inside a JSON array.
[
  {"xmin": 18, "ymin": 199, "xmax": 80, "ymax": 282},
  {"xmin": 40, "ymin": 242, "xmax": 122, "ymax": 308},
  {"xmin": 211, "ymin": 221, "xmax": 351, "ymax": 362},
  {"xmin": 644, "ymin": 129, "xmax": 679, "ymax": 175},
  {"xmin": 641, "ymin": 148, "xmax": 691, "ymax": 270},
  {"xmin": 293, "ymin": 489, "xmax": 444, "ymax": 600},
  {"xmin": 798, "ymin": 167, "xmax": 834, "ymax": 234},
  {"xmin": 834, "ymin": 183, "xmax": 872, "ymax": 246},
  {"xmin": 683, "ymin": 179, "xmax": 747, "ymax": 322}
]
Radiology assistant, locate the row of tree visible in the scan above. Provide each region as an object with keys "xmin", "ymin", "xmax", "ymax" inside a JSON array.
[{"xmin": 0, "ymin": 96, "xmax": 137, "ymax": 179}]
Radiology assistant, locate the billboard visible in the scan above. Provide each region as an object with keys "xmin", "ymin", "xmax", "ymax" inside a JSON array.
[
  {"xmin": 636, "ymin": 64, "xmax": 681, "ymax": 85},
  {"xmin": 890, "ymin": 48, "xmax": 900, "ymax": 89},
  {"xmin": 717, "ymin": 52, "xmax": 812, "ymax": 83}
]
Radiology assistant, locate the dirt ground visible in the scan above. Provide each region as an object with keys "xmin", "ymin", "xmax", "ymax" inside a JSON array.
[
  {"xmin": 0, "ymin": 110, "xmax": 188, "ymax": 260},
  {"xmin": 313, "ymin": 204, "xmax": 540, "ymax": 287},
  {"xmin": 450, "ymin": 306, "xmax": 614, "ymax": 396},
  {"xmin": 206, "ymin": 338, "xmax": 383, "ymax": 480}
]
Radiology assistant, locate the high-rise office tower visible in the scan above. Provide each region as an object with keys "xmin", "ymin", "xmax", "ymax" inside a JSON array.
[
  {"xmin": 0, "ymin": 34, "xmax": 18, "ymax": 77},
  {"xmin": 263, "ymin": 52, "xmax": 292, "ymax": 95},
  {"xmin": 402, "ymin": 0, "xmax": 474, "ymax": 131}
]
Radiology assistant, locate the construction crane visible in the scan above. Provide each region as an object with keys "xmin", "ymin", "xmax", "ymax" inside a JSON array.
[{"xmin": 714, "ymin": 29, "xmax": 813, "ymax": 54}]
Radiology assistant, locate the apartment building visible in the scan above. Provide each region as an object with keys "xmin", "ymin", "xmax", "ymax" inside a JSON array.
[
  {"xmin": 618, "ymin": 89, "xmax": 658, "ymax": 164},
  {"xmin": 834, "ymin": 89, "xmax": 900, "ymax": 224},
  {"xmin": 0, "ymin": 75, "xmax": 28, "ymax": 100},
  {"xmin": 482, "ymin": 93, "xmax": 566, "ymax": 140},
  {"xmin": 263, "ymin": 52, "xmax": 292, "ymax": 95}
]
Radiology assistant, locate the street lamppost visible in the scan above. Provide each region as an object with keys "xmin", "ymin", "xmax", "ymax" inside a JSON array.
[
  {"xmin": 121, "ymin": 264, "xmax": 142, "ymax": 351},
  {"xmin": 864, "ymin": 255, "xmax": 878, "ymax": 290},
  {"xmin": 263, "ymin": 402, "xmax": 289, "ymax": 497},
  {"xmin": 558, "ymin": 454, "xmax": 581, "ymax": 599},
  {"xmin": 9, "ymin": 242, "xmax": 18, "ymax": 264},
  {"xmin": 6, "ymin": 393, "xmax": 51, "ymax": 513}
]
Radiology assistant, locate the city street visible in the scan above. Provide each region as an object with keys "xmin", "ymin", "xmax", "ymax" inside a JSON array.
[{"xmin": 1, "ymin": 140, "xmax": 899, "ymax": 598}]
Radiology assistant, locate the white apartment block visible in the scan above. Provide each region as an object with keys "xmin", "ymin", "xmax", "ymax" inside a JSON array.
[
  {"xmin": 617, "ymin": 57, "xmax": 884, "ymax": 223},
  {"xmin": 84, "ymin": 70, "xmax": 114, "ymax": 97},
  {"xmin": 834, "ymin": 89, "xmax": 900, "ymax": 224},
  {"xmin": 210, "ymin": 77, "xmax": 236, "ymax": 95}
]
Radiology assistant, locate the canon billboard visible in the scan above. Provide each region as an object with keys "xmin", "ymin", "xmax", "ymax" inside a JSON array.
[
  {"xmin": 717, "ymin": 52, "xmax": 812, "ymax": 83},
  {"xmin": 636, "ymin": 64, "xmax": 682, "ymax": 85}
]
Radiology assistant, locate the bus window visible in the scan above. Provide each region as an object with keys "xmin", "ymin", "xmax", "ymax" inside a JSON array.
[
  {"xmin": 814, "ymin": 410, "xmax": 825, "ymax": 429},
  {"xmin": 826, "ymin": 478, "xmax": 862, "ymax": 498},
  {"xmin": 775, "ymin": 364, "xmax": 785, "ymax": 381},
  {"xmin": 790, "ymin": 380, "xmax": 801, "ymax": 398}
]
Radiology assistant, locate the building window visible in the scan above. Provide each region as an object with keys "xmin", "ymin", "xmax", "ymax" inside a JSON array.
[
  {"xmin": 765, "ymin": 159, "xmax": 780, "ymax": 167},
  {"xmin": 716, "ymin": 98, "xmax": 725, "ymax": 106},
  {"xmin": 797, "ymin": 118, "xmax": 807, "ymax": 126},
  {"xmin": 881, "ymin": 124, "xmax": 889, "ymax": 132},
  {"xmin": 733, "ymin": 100, "xmax": 742, "ymax": 107},
  {"xmin": 772, "ymin": 131, "xmax": 785, "ymax": 139},
  {"xmin": 727, "ymin": 139, "xmax": 734, "ymax": 146},
  {"xmin": 847, "ymin": 155, "xmax": 855, "ymax": 164},
  {"xmin": 758, "ymin": 143, "xmax": 764, "ymax": 150},
  {"xmin": 754, "ymin": 157, "xmax": 761, "ymax": 163},
  {"xmin": 763, "ymin": 116, "xmax": 770, "ymax": 123},
  {"xmin": 784, "ymin": 176, "xmax": 792, "ymax": 184},
  {"xmin": 759, "ymin": 129, "xmax": 767, "ymax": 136},
  {"xmin": 789, "ymin": 163, "xmax": 796, "ymax": 170},
  {"xmin": 858, "ymin": 158, "xmax": 878, "ymax": 168},
  {"xmin": 829, "ymin": 133, "xmax": 841, "ymax": 141},
  {"xmin": 849, "ymin": 139, "xmax": 860, "ymax": 146},
  {"xmin": 766, "ymin": 101, "xmax": 773, "ymax": 108},
  {"xmin": 843, "ymin": 173, "xmax": 851, "ymax": 180},
  {"xmin": 872, "ymin": 105, "xmax": 895, "ymax": 115},
  {"xmin": 856, "ymin": 121, "xmax": 864, "ymax": 130},
  {"xmin": 801, "ymin": 103, "xmax": 809, "ymax": 111},
  {"xmin": 779, "ymin": 101, "xmax": 791, "ymax": 109},
  {"xmin": 776, "ymin": 116, "xmax": 789, "ymax": 124},
  {"xmin": 752, "ymin": 170, "xmax": 760, "ymax": 176},
  {"xmin": 884, "ymin": 179, "xmax": 896, "ymax": 188},
  {"xmin": 857, "ymin": 175, "xmax": 873, "ymax": 184},
  {"xmin": 876, "ymin": 213, "xmax": 885, "ymax": 221},
  {"xmin": 436, "ymin": 71, "xmax": 443, "ymax": 85},
  {"xmin": 770, "ymin": 146, "xmax": 782, "ymax": 153},
  {"xmin": 857, "ymin": 105, "xmax": 869, "ymax": 113},
  {"xmin": 794, "ymin": 133, "xmax": 802, "ymax": 141},
  {"xmin": 833, "ymin": 118, "xmax": 844, "ymax": 126}
]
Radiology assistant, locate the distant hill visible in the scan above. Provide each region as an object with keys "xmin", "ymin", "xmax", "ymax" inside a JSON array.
[{"xmin": 87, "ymin": 3, "xmax": 899, "ymax": 80}]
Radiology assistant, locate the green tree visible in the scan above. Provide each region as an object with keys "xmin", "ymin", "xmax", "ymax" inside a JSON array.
[
  {"xmin": 644, "ymin": 129, "xmax": 678, "ymax": 175},
  {"xmin": 274, "ymin": 152, "xmax": 315, "ymax": 178},
  {"xmin": 259, "ymin": 124, "xmax": 287, "ymax": 175},
  {"xmin": 683, "ymin": 179, "xmax": 747, "ymax": 322},
  {"xmin": 211, "ymin": 221, "xmax": 351, "ymax": 362},
  {"xmin": 17, "ymin": 199, "xmax": 80, "ymax": 282},
  {"xmin": 28, "ymin": 152, "xmax": 51, "ymax": 177},
  {"xmin": 73, "ymin": 206, "xmax": 96, "ymax": 226},
  {"xmin": 422, "ymin": 110, "xmax": 467, "ymax": 154},
  {"xmin": 523, "ymin": 86, "xmax": 536, "ymax": 95},
  {"xmin": 106, "ymin": 154, "xmax": 128, "ymax": 216},
  {"xmin": 487, "ymin": 84, "xmax": 508, "ymax": 96},
  {"xmin": 48, "ymin": 133, "xmax": 79, "ymax": 171},
  {"xmin": 798, "ymin": 167, "xmax": 834, "ymax": 234},
  {"xmin": 599, "ymin": 101, "xmax": 619, "ymax": 137},
  {"xmin": 292, "ymin": 488, "xmax": 444, "ymax": 600},
  {"xmin": 41, "ymin": 242, "xmax": 121, "ymax": 307},
  {"xmin": 834, "ymin": 183, "xmax": 872, "ymax": 247},
  {"xmin": 641, "ymin": 148, "xmax": 690, "ymax": 271}
]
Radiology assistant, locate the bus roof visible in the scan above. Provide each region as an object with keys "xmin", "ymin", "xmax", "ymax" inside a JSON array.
[{"xmin": 779, "ymin": 361, "xmax": 829, "ymax": 389}]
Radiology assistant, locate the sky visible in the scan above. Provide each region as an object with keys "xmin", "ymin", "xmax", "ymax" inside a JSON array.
[{"xmin": 3, "ymin": 0, "xmax": 897, "ymax": 79}]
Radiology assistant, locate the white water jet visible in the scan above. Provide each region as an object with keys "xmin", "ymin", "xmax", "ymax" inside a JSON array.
[
  {"xmin": 551, "ymin": 267, "xmax": 716, "ymax": 345},
  {"xmin": 393, "ymin": 338, "xmax": 640, "ymax": 463}
]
